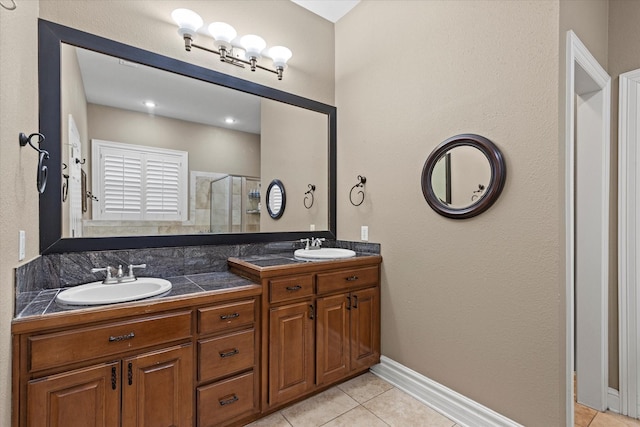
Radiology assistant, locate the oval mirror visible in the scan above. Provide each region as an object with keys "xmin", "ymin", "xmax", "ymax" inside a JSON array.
[
  {"xmin": 266, "ymin": 179, "xmax": 286, "ymax": 219},
  {"xmin": 421, "ymin": 134, "xmax": 506, "ymax": 219}
]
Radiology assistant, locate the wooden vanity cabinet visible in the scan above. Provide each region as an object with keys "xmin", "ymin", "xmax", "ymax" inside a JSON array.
[
  {"xmin": 12, "ymin": 286, "xmax": 262, "ymax": 427},
  {"xmin": 228, "ymin": 256, "xmax": 382, "ymax": 413}
]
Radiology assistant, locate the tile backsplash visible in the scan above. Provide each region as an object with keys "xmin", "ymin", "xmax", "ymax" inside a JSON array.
[{"xmin": 15, "ymin": 240, "xmax": 380, "ymax": 295}]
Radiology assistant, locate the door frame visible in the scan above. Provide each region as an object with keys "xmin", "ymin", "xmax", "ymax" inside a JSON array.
[
  {"xmin": 565, "ymin": 30, "xmax": 611, "ymax": 425},
  {"xmin": 618, "ymin": 68, "xmax": 640, "ymax": 418}
]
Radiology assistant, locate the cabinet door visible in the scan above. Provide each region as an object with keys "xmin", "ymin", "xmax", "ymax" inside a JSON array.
[
  {"xmin": 27, "ymin": 361, "xmax": 120, "ymax": 427},
  {"xmin": 122, "ymin": 344, "xmax": 193, "ymax": 427},
  {"xmin": 316, "ymin": 293, "xmax": 350, "ymax": 385},
  {"xmin": 350, "ymin": 287, "xmax": 380, "ymax": 371},
  {"xmin": 269, "ymin": 301, "xmax": 315, "ymax": 406}
]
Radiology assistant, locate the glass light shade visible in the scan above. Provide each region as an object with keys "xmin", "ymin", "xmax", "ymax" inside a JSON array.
[
  {"xmin": 268, "ymin": 46, "xmax": 292, "ymax": 68},
  {"xmin": 208, "ymin": 22, "xmax": 237, "ymax": 44},
  {"xmin": 240, "ymin": 34, "xmax": 266, "ymax": 58},
  {"xmin": 171, "ymin": 8, "xmax": 203, "ymax": 37}
]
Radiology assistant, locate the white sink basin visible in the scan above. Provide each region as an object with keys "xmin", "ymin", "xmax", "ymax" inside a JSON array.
[
  {"xmin": 56, "ymin": 278, "xmax": 172, "ymax": 306},
  {"xmin": 294, "ymin": 248, "xmax": 356, "ymax": 261}
]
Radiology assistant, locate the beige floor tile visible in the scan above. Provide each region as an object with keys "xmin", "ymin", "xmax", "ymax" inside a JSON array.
[
  {"xmin": 589, "ymin": 412, "xmax": 640, "ymax": 427},
  {"xmin": 281, "ymin": 387, "xmax": 359, "ymax": 427},
  {"xmin": 363, "ymin": 388, "xmax": 455, "ymax": 427},
  {"xmin": 575, "ymin": 403, "xmax": 598, "ymax": 427},
  {"xmin": 321, "ymin": 405, "xmax": 389, "ymax": 427},
  {"xmin": 337, "ymin": 373, "xmax": 395, "ymax": 404},
  {"xmin": 245, "ymin": 411, "xmax": 292, "ymax": 426}
]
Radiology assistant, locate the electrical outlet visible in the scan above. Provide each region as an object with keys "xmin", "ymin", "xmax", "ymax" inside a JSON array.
[
  {"xmin": 19, "ymin": 230, "xmax": 25, "ymax": 261},
  {"xmin": 361, "ymin": 225, "xmax": 369, "ymax": 241},
  {"xmin": 310, "ymin": 224, "xmax": 315, "ymax": 231}
]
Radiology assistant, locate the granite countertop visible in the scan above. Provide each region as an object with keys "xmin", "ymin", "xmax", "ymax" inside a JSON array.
[
  {"xmin": 15, "ymin": 271, "xmax": 255, "ymax": 319},
  {"xmin": 232, "ymin": 251, "xmax": 379, "ymax": 268}
]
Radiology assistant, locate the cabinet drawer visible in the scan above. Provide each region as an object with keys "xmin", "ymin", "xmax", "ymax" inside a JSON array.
[
  {"xmin": 270, "ymin": 274, "xmax": 314, "ymax": 303},
  {"xmin": 199, "ymin": 329, "xmax": 255, "ymax": 382},
  {"xmin": 198, "ymin": 300, "xmax": 255, "ymax": 335},
  {"xmin": 197, "ymin": 371, "xmax": 256, "ymax": 427},
  {"xmin": 29, "ymin": 311, "xmax": 192, "ymax": 372},
  {"xmin": 317, "ymin": 266, "xmax": 379, "ymax": 295}
]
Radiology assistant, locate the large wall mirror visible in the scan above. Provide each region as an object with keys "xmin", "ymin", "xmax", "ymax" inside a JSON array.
[{"xmin": 39, "ymin": 20, "xmax": 336, "ymax": 253}]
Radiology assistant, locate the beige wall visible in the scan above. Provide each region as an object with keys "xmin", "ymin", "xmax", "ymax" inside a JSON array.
[
  {"xmin": 61, "ymin": 44, "xmax": 89, "ymax": 235},
  {"xmin": 0, "ymin": 2, "xmax": 39, "ymax": 425},
  {"xmin": 336, "ymin": 1, "xmax": 563, "ymax": 425},
  {"xmin": 260, "ymin": 99, "xmax": 329, "ymax": 231},
  {"xmin": 87, "ymin": 104, "xmax": 261, "ymax": 177}
]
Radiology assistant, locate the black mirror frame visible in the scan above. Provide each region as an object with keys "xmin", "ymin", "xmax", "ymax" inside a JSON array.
[
  {"xmin": 421, "ymin": 134, "xmax": 506, "ymax": 219},
  {"xmin": 38, "ymin": 19, "xmax": 336, "ymax": 253},
  {"xmin": 266, "ymin": 179, "xmax": 286, "ymax": 219}
]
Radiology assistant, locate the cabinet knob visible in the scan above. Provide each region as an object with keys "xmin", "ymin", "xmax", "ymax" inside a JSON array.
[
  {"xmin": 346, "ymin": 276, "xmax": 359, "ymax": 282},
  {"xmin": 286, "ymin": 285, "xmax": 302, "ymax": 291}
]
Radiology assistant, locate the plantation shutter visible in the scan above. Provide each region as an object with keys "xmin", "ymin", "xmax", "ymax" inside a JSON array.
[{"xmin": 92, "ymin": 140, "xmax": 187, "ymax": 221}]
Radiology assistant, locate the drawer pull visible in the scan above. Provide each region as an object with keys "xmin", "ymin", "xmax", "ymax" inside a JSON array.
[
  {"xmin": 127, "ymin": 362, "xmax": 133, "ymax": 386},
  {"xmin": 219, "ymin": 348, "xmax": 240, "ymax": 358},
  {"xmin": 109, "ymin": 332, "xmax": 135, "ymax": 342},
  {"xmin": 219, "ymin": 394, "xmax": 239, "ymax": 406},
  {"xmin": 353, "ymin": 294, "xmax": 359, "ymax": 308},
  {"xmin": 346, "ymin": 276, "xmax": 359, "ymax": 282},
  {"xmin": 220, "ymin": 312, "xmax": 240, "ymax": 320},
  {"xmin": 286, "ymin": 285, "xmax": 302, "ymax": 291}
]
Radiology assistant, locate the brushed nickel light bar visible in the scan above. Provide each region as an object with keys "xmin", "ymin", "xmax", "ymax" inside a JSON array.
[{"xmin": 172, "ymin": 8, "xmax": 292, "ymax": 80}]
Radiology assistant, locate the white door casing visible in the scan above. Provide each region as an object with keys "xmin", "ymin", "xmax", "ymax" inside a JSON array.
[
  {"xmin": 618, "ymin": 68, "xmax": 640, "ymax": 418},
  {"xmin": 565, "ymin": 30, "xmax": 611, "ymax": 424}
]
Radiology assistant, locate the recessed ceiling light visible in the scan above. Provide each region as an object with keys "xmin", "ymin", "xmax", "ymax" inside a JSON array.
[
  {"xmin": 225, "ymin": 117, "xmax": 235, "ymax": 124},
  {"xmin": 143, "ymin": 100, "xmax": 156, "ymax": 108}
]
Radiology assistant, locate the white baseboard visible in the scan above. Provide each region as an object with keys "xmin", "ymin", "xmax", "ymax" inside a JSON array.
[
  {"xmin": 607, "ymin": 387, "xmax": 620, "ymax": 414},
  {"xmin": 370, "ymin": 355, "xmax": 523, "ymax": 427}
]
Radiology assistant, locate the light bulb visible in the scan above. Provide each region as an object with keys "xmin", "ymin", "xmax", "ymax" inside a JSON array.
[
  {"xmin": 208, "ymin": 22, "xmax": 237, "ymax": 46},
  {"xmin": 240, "ymin": 34, "xmax": 266, "ymax": 59},
  {"xmin": 268, "ymin": 46, "xmax": 292, "ymax": 68},
  {"xmin": 171, "ymin": 8, "xmax": 203, "ymax": 37}
]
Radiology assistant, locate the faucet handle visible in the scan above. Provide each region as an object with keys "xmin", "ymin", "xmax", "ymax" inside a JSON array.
[
  {"xmin": 127, "ymin": 263, "xmax": 147, "ymax": 278},
  {"xmin": 300, "ymin": 238, "xmax": 310, "ymax": 250},
  {"xmin": 91, "ymin": 266, "xmax": 113, "ymax": 279}
]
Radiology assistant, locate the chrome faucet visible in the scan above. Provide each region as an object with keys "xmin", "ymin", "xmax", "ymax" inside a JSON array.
[{"xmin": 91, "ymin": 263, "xmax": 147, "ymax": 284}]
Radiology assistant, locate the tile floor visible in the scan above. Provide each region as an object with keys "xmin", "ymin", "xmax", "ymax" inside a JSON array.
[
  {"xmin": 575, "ymin": 403, "xmax": 640, "ymax": 427},
  {"xmin": 245, "ymin": 372, "xmax": 460, "ymax": 427},
  {"xmin": 245, "ymin": 372, "xmax": 640, "ymax": 427}
]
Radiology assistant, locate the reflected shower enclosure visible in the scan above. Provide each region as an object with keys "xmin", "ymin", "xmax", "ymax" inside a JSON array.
[{"xmin": 209, "ymin": 175, "xmax": 261, "ymax": 233}]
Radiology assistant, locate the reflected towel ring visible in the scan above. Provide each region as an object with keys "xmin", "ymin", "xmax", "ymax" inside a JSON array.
[
  {"xmin": 19, "ymin": 132, "xmax": 49, "ymax": 194},
  {"xmin": 0, "ymin": 0, "xmax": 16, "ymax": 10},
  {"xmin": 349, "ymin": 175, "xmax": 366, "ymax": 206},
  {"xmin": 304, "ymin": 184, "xmax": 315, "ymax": 209}
]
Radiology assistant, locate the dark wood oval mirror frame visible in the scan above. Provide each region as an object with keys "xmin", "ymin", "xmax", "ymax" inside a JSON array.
[
  {"xmin": 266, "ymin": 179, "xmax": 286, "ymax": 219},
  {"xmin": 421, "ymin": 133, "xmax": 506, "ymax": 219},
  {"xmin": 38, "ymin": 19, "xmax": 336, "ymax": 253}
]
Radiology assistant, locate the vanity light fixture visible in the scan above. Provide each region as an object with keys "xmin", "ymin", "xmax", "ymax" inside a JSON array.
[{"xmin": 171, "ymin": 8, "xmax": 293, "ymax": 80}]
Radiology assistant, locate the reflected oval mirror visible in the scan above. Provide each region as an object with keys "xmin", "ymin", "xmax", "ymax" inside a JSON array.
[
  {"xmin": 421, "ymin": 134, "xmax": 506, "ymax": 219},
  {"xmin": 266, "ymin": 179, "xmax": 286, "ymax": 219}
]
